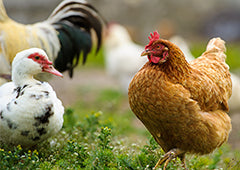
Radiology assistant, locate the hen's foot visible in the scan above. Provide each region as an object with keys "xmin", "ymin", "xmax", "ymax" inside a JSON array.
[{"xmin": 154, "ymin": 148, "xmax": 186, "ymax": 170}]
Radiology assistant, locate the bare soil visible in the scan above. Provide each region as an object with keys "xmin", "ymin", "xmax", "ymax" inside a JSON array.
[{"xmin": 49, "ymin": 68, "xmax": 120, "ymax": 106}]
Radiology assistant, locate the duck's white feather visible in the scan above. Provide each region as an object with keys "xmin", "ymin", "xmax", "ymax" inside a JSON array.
[
  {"xmin": 0, "ymin": 82, "xmax": 64, "ymax": 147},
  {"xmin": 0, "ymin": 48, "xmax": 64, "ymax": 147}
]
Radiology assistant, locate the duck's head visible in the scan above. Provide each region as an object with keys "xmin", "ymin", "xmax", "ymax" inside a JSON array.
[
  {"xmin": 12, "ymin": 48, "xmax": 63, "ymax": 84},
  {"xmin": 13, "ymin": 48, "xmax": 63, "ymax": 77}
]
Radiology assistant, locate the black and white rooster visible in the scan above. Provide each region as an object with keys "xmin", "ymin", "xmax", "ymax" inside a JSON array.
[{"xmin": 0, "ymin": 0, "xmax": 104, "ymax": 83}]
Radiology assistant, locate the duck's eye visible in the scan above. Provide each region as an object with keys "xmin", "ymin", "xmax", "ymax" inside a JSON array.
[{"xmin": 35, "ymin": 56, "xmax": 40, "ymax": 60}]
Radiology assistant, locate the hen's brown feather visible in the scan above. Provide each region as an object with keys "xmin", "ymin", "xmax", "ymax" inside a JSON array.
[{"xmin": 128, "ymin": 37, "xmax": 232, "ymax": 158}]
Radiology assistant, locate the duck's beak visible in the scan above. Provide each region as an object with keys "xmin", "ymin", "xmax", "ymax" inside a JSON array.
[{"xmin": 42, "ymin": 64, "xmax": 63, "ymax": 77}]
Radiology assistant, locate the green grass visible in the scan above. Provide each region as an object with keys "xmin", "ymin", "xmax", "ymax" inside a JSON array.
[
  {"xmin": 1, "ymin": 43, "xmax": 240, "ymax": 169},
  {"xmin": 85, "ymin": 42, "xmax": 240, "ymax": 74},
  {"xmin": 84, "ymin": 46, "xmax": 105, "ymax": 68},
  {"xmin": 0, "ymin": 111, "xmax": 239, "ymax": 169},
  {"xmin": 87, "ymin": 41, "xmax": 240, "ymax": 70},
  {"xmin": 70, "ymin": 88, "xmax": 148, "ymax": 137},
  {"xmin": 191, "ymin": 41, "xmax": 240, "ymax": 70}
]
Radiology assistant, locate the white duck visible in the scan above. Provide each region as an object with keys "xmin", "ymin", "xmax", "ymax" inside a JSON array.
[{"xmin": 0, "ymin": 48, "xmax": 64, "ymax": 147}]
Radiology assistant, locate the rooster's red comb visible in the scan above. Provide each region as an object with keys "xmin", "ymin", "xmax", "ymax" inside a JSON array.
[{"xmin": 145, "ymin": 31, "xmax": 160, "ymax": 49}]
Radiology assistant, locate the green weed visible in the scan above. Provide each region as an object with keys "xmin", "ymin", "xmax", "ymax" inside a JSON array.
[{"xmin": 0, "ymin": 111, "xmax": 239, "ymax": 169}]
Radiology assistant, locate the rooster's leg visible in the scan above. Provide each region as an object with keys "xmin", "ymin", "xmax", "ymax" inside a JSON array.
[{"xmin": 154, "ymin": 148, "xmax": 186, "ymax": 170}]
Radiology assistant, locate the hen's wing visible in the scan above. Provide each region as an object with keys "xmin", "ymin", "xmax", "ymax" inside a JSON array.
[{"xmin": 190, "ymin": 38, "xmax": 231, "ymax": 111}]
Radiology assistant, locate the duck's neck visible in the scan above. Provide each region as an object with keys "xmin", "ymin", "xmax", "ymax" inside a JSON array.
[{"xmin": 12, "ymin": 69, "xmax": 38, "ymax": 87}]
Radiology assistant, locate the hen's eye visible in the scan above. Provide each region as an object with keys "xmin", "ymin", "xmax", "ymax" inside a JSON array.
[{"xmin": 35, "ymin": 56, "xmax": 40, "ymax": 60}]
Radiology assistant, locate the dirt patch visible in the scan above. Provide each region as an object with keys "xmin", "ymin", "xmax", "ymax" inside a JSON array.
[
  {"xmin": 228, "ymin": 113, "xmax": 240, "ymax": 150},
  {"xmin": 49, "ymin": 68, "xmax": 120, "ymax": 106}
]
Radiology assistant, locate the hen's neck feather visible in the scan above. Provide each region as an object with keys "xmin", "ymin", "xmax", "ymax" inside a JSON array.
[{"xmin": 156, "ymin": 40, "xmax": 191, "ymax": 81}]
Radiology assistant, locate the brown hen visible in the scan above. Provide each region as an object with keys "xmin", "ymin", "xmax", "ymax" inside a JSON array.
[{"xmin": 128, "ymin": 31, "xmax": 232, "ymax": 169}]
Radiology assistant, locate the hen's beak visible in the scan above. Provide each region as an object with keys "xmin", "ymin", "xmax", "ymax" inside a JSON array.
[{"xmin": 141, "ymin": 50, "xmax": 150, "ymax": 56}]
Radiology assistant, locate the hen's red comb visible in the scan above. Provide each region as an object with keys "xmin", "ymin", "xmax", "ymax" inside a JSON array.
[{"xmin": 145, "ymin": 31, "xmax": 160, "ymax": 49}]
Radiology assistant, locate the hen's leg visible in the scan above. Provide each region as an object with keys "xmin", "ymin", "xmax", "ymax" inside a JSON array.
[
  {"xmin": 179, "ymin": 153, "xmax": 188, "ymax": 170},
  {"xmin": 154, "ymin": 148, "xmax": 186, "ymax": 170}
]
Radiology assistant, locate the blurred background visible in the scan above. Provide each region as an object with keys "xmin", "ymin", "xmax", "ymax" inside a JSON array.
[
  {"xmin": 5, "ymin": 0, "xmax": 240, "ymax": 42},
  {"xmin": 3, "ymin": 0, "xmax": 240, "ymax": 150}
]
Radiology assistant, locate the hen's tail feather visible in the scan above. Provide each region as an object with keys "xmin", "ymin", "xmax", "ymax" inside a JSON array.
[
  {"xmin": 206, "ymin": 37, "xmax": 227, "ymax": 61},
  {"xmin": 206, "ymin": 37, "xmax": 226, "ymax": 53},
  {"xmin": 47, "ymin": 0, "xmax": 105, "ymax": 77}
]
